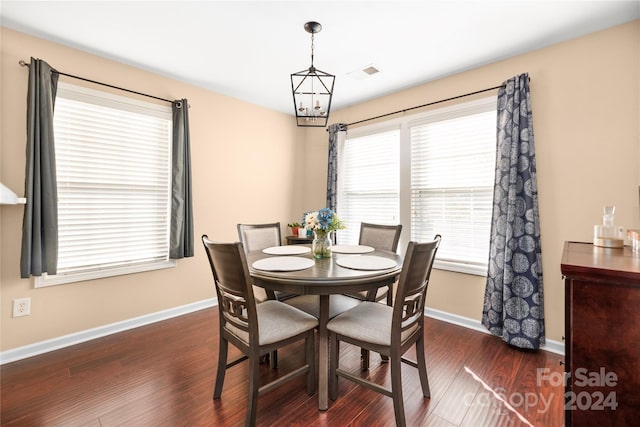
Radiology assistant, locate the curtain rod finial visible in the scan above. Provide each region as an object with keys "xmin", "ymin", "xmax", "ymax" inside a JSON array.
[{"xmin": 19, "ymin": 59, "xmax": 28, "ymax": 67}]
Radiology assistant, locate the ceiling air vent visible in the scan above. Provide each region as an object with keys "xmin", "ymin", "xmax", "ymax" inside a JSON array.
[
  {"xmin": 347, "ymin": 63, "xmax": 381, "ymax": 80},
  {"xmin": 362, "ymin": 65, "xmax": 380, "ymax": 75}
]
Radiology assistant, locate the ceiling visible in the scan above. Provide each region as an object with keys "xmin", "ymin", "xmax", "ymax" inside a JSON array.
[{"xmin": 2, "ymin": 1, "xmax": 639, "ymax": 116}]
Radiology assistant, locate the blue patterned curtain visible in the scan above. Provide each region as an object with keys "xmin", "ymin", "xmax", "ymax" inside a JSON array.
[
  {"xmin": 20, "ymin": 58, "xmax": 59, "ymax": 278},
  {"xmin": 482, "ymin": 73, "xmax": 545, "ymax": 350},
  {"xmin": 326, "ymin": 123, "xmax": 347, "ymax": 211}
]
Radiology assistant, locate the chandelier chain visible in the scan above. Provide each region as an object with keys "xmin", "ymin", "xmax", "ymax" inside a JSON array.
[{"xmin": 310, "ymin": 33, "xmax": 315, "ymax": 68}]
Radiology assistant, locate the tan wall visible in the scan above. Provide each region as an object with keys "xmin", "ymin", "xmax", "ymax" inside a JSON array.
[
  {"xmin": 0, "ymin": 27, "xmax": 305, "ymax": 351},
  {"xmin": 304, "ymin": 20, "xmax": 640, "ymax": 343}
]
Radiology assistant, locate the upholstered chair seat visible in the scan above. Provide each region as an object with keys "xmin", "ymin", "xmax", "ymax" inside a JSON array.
[
  {"xmin": 225, "ymin": 300, "xmax": 318, "ymax": 346},
  {"xmin": 325, "ymin": 301, "xmax": 419, "ymax": 347}
]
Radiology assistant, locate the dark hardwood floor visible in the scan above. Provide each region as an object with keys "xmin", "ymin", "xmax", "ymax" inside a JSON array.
[{"xmin": 1, "ymin": 307, "xmax": 565, "ymax": 426}]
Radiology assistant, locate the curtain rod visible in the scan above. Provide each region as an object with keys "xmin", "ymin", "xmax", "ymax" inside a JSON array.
[
  {"xmin": 19, "ymin": 59, "xmax": 176, "ymax": 105},
  {"xmin": 344, "ymin": 83, "xmax": 510, "ymax": 128}
]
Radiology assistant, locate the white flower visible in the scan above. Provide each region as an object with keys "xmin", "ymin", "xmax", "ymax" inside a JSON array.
[{"xmin": 304, "ymin": 211, "xmax": 319, "ymax": 230}]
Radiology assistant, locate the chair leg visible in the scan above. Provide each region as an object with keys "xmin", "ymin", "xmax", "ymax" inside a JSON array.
[
  {"xmin": 390, "ymin": 348, "xmax": 406, "ymax": 427},
  {"xmin": 361, "ymin": 348, "xmax": 371, "ymax": 371},
  {"xmin": 306, "ymin": 332, "xmax": 316, "ymax": 395},
  {"xmin": 380, "ymin": 285, "xmax": 393, "ymax": 364},
  {"xmin": 415, "ymin": 335, "xmax": 431, "ymax": 398},
  {"xmin": 213, "ymin": 337, "xmax": 228, "ymax": 399},
  {"xmin": 270, "ymin": 350, "xmax": 278, "ymax": 369},
  {"xmin": 329, "ymin": 333, "xmax": 340, "ymax": 401},
  {"xmin": 246, "ymin": 351, "xmax": 260, "ymax": 427}
]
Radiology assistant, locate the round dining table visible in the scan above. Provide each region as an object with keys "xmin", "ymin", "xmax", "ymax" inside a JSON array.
[{"xmin": 246, "ymin": 246, "xmax": 402, "ymax": 411}]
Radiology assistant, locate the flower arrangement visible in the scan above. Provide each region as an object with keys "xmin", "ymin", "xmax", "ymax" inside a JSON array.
[
  {"xmin": 303, "ymin": 208, "xmax": 346, "ymax": 237},
  {"xmin": 303, "ymin": 208, "xmax": 345, "ymax": 258}
]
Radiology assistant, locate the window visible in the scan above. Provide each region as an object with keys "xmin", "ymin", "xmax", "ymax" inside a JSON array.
[
  {"xmin": 336, "ymin": 128, "xmax": 400, "ymax": 245},
  {"xmin": 337, "ymin": 96, "xmax": 497, "ymax": 275},
  {"xmin": 409, "ymin": 102, "xmax": 496, "ymax": 274},
  {"xmin": 36, "ymin": 83, "xmax": 174, "ymax": 287}
]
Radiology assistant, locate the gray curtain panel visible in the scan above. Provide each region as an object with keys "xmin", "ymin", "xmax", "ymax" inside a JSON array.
[
  {"xmin": 169, "ymin": 99, "xmax": 194, "ymax": 258},
  {"xmin": 326, "ymin": 123, "xmax": 347, "ymax": 211},
  {"xmin": 482, "ymin": 73, "xmax": 545, "ymax": 350},
  {"xmin": 20, "ymin": 58, "xmax": 59, "ymax": 278}
]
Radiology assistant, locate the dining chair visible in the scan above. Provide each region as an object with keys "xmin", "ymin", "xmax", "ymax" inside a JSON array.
[
  {"xmin": 202, "ymin": 235, "xmax": 318, "ymax": 427},
  {"xmin": 327, "ymin": 236, "xmax": 441, "ymax": 427},
  {"xmin": 344, "ymin": 222, "xmax": 402, "ymax": 369},
  {"xmin": 349, "ymin": 222, "xmax": 403, "ymax": 304},
  {"xmin": 237, "ymin": 222, "xmax": 296, "ymax": 302},
  {"xmin": 237, "ymin": 222, "xmax": 300, "ymax": 368}
]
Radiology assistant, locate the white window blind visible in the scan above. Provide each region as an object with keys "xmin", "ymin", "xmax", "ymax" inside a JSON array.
[
  {"xmin": 336, "ymin": 96, "xmax": 497, "ymax": 276},
  {"xmin": 410, "ymin": 105, "xmax": 496, "ymax": 274},
  {"xmin": 36, "ymin": 83, "xmax": 174, "ymax": 287},
  {"xmin": 337, "ymin": 129, "xmax": 400, "ymax": 245}
]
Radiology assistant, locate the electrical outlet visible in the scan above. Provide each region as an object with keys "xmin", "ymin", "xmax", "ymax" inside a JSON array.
[{"xmin": 13, "ymin": 298, "xmax": 31, "ymax": 317}]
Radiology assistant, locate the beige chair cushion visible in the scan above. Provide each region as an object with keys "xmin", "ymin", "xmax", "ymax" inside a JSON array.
[
  {"xmin": 327, "ymin": 302, "xmax": 418, "ymax": 347},
  {"xmin": 225, "ymin": 300, "xmax": 318, "ymax": 346},
  {"xmin": 239, "ymin": 225, "xmax": 280, "ymax": 253}
]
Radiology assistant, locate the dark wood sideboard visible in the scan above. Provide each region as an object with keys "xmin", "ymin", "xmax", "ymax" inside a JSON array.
[
  {"xmin": 561, "ymin": 241, "xmax": 640, "ymax": 426},
  {"xmin": 285, "ymin": 235, "xmax": 313, "ymax": 245}
]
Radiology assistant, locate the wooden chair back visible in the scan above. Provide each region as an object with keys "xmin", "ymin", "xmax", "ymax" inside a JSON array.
[
  {"xmin": 359, "ymin": 222, "xmax": 402, "ymax": 252},
  {"xmin": 237, "ymin": 223, "xmax": 281, "ymax": 253},
  {"xmin": 202, "ymin": 236, "xmax": 258, "ymax": 345},
  {"xmin": 392, "ymin": 236, "xmax": 441, "ymax": 345}
]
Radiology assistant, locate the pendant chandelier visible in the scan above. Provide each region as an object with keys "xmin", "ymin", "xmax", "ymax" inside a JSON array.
[{"xmin": 291, "ymin": 21, "xmax": 335, "ymax": 127}]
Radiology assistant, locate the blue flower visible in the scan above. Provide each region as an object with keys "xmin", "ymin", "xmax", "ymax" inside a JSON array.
[{"xmin": 317, "ymin": 208, "xmax": 333, "ymax": 230}]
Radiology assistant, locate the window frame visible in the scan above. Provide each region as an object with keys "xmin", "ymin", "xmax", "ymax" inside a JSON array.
[
  {"xmin": 35, "ymin": 82, "xmax": 175, "ymax": 288},
  {"xmin": 339, "ymin": 96, "xmax": 497, "ymax": 276}
]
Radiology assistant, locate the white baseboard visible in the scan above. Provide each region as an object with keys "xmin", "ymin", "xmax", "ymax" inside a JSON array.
[
  {"xmin": 424, "ymin": 307, "xmax": 565, "ymax": 356},
  {"xmin": 0, "ymin": 298, "xmax": 218, "ymax": 365},
  {"xmin": 0, "ymin": 299, "xmax": 563, "ymax": 365}
]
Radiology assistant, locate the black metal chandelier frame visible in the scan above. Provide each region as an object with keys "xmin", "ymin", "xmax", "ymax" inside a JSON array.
[{"xmin": 291, "ymin": 21, "xmax": 335, "ymax": 127}]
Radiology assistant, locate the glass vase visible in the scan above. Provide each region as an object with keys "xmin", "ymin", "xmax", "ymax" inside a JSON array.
[{"xmin": 312, "ymin": 230, "xmax": 333, "ymax": 259}]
